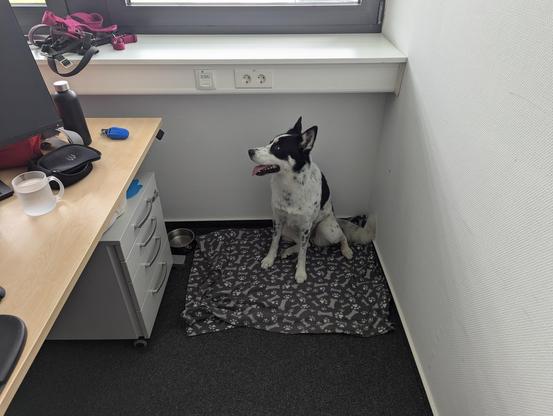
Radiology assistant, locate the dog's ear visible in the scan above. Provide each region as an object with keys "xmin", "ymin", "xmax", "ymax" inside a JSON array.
[
  {"xmin": 301, "ymin": 126, "xmax": 318, "ymax": 152},
  {"xmin": 288, "ymin": 117, "xmax": 302, "ymax": 134}
]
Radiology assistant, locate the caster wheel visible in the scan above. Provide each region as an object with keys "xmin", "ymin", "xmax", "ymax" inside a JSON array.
[{"xmin": 133, "ymin": 338, "xmax": 147, "ymax": 348}]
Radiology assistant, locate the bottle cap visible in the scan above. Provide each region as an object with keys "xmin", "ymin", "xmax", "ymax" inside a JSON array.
[{"xmin": 53, "ymin": 80, "xmax": 70, "ymax": 93}]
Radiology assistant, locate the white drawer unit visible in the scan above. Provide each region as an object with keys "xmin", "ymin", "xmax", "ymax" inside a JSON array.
[{"xmin": 49, "ymin": 172, "xmax": 173, "ymax": 344}]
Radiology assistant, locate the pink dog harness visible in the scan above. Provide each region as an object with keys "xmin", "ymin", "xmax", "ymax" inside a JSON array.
[{"xmin": 28, "ymin": 11, "xmax": 137, "ymax": 76}]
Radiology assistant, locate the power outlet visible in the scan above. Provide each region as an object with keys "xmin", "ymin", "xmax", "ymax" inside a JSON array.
[{"xmin": 234, "ymin": 68, "xmax": 273, "ymax": 89}]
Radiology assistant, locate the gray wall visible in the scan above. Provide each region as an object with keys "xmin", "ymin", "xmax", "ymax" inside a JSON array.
[
  {"xmin": 81, "ymin": 94, "xmax": 386, "ymax": 220},
  {"xmin": 375, "ymin": 1, "xmax": 553, "ymax": 415}
]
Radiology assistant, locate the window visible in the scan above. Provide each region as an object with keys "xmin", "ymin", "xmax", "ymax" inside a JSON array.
[
  {"xmin": 11, "ymin": 0, "xmax": 385, "ymax": 34},
  {"xmin": 106, "ymin": 0, "xmax": 385, "ymax": 34},
  {"xmin": 9, "ymin": 0, "xmax": 46, "ymax": 4},
  {"xmin": 127, "ymin": 0, "xmax": 360, "ymax": 4},
  {"xmin": 10, "ymin": 0, "xmax": 67, "ymax": 32},
  {"xmin": 10, "ymin": 0, "xmax": 46, "ymax": 33}
]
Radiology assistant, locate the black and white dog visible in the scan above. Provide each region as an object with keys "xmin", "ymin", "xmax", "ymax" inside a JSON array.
[{"xmin": 248, "ymin": 117, "xmax": 374, "ymax": 283}]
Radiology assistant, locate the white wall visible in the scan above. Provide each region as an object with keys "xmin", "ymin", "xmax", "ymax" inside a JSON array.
[
  {"xmin": 375, "ymin": 1, "xmax": 553, "ymax": 415},
  {"xmin": 81, "ymin": 94, "xmax": 385, "ymax": 220}
]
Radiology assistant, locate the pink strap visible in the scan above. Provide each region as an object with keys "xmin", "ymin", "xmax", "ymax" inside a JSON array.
[
  {"xmin": 69, "ymin": 12, "xmax": 104, "ymax": 28},
  {"xmin": 41, "ymin": 10, "xmax": 117, "ymax": 36},
  {"xmin": 42, "ymin": 11, "xmax": 70, "ymax": 29},
  {"xmin": 111, "ymin": 34, "xmax": 138, "ymax": 51},
  {"xmin": 69, "ymin": 12, "xmax": 117, "ymax": 33}
]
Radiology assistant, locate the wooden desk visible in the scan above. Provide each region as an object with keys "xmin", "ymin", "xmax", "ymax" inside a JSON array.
[{"xmin": 0, "ymin": 117, "xmax": 161, "ymax": 415}]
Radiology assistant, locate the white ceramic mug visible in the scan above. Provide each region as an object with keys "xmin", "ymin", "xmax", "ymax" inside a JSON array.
[{"xmin": 12, "ymin": 171, "xmax": 64, "ymax": 216}]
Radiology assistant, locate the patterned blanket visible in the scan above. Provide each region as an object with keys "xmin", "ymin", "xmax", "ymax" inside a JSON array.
[{"xmin": 182, "ymin": 227, "xmax": 393, "ymax": 337}]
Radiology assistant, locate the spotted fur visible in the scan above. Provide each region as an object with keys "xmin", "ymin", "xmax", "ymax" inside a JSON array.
[{"xmin": 248, "ymin": 117, "xmax": 372, "ymax": 283}]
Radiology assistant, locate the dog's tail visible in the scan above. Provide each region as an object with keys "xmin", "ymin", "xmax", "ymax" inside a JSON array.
[{"xmin": 338, "ymin": 215, "xmax": 376, "ymax": 244}]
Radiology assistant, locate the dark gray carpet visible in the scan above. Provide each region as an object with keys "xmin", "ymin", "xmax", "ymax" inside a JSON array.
[{"xmin": 7, "ymin": 228, "xmax": 432, "ymax": 416}]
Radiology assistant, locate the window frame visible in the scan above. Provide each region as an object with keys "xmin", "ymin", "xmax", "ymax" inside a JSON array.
[
  {"xmin": 11, "ymin": 0, "xmax": 67, "ymax": 32},
  {"xmin": 65, "ymin": 0, "xmax": 385, "ymax": 34}
]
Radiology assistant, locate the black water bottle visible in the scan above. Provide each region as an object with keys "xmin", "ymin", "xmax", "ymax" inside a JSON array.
[{"xmin": 52, "ymin": 80, "xmax": 92, "ymax": 145}]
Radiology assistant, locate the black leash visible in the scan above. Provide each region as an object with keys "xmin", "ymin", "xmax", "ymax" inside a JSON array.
[{"xmin": 46, "ymin": 44, "xmax": 99, "ymax": 77}]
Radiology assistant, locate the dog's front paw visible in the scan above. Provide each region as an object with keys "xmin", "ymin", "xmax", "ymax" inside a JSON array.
[
  {"xmin": 261, "ymin": 255, "xmax": 275, "ymax": 269},
  {"xmin": 295, "ymin": 268, "xmax": 307, "ymax": 284}
]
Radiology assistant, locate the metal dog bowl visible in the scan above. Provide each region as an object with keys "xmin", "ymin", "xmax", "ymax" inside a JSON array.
[{"xmin": 168, "ymin": 228, "xmax": 196, "ymax": 255}]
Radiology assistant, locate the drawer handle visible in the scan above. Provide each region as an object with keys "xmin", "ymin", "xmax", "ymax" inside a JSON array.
[
  {"xmin": 143, "ymin": 237, "xmax": 161, "ymax": 268},
  {"xmin": 139, "ymin": 217, "xmax": 158, "ymax": 247},
  {"xmin": 150, "ymin": 262, "xmax": 168, "ymax": 294},
  {"xmin": 134, "ymin": 189, "xmax": 158, "ymax": 230}
]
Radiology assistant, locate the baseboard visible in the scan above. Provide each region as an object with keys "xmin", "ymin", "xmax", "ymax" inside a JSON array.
[
  {"xmin": 373, "ymin": 241, "xmax": 440, "ymax": 416},
  {"xmin": 165, "ymin": 216, "xmax": 365, "ymax": 231},
  {"xmin": 165, "ymin": 219, "xmax": 273, "ymax": 232},
  {"xmin": 165, "ymin": 216, "xmax": 274, "ymax": 223}
]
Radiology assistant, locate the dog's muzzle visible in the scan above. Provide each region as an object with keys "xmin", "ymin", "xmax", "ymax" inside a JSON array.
[{"xmin": 248, "ymin": 149, "xmax": 280, "ymax": 176}]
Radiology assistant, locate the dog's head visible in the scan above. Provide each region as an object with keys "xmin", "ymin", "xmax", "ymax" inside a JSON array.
[{"xmin": 248, "ymin": 117, "xmax": 318, "ymax": 176}]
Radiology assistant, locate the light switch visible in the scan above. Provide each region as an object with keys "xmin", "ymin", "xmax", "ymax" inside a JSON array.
[{"xmin": 195, "ymin": 69, "xmax": 215, "ymax": 90}]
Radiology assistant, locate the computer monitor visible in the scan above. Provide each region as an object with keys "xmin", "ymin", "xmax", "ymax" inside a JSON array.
[{"xmin": 0, "ymin": 0, "xmax": 62, "ymax": 149}]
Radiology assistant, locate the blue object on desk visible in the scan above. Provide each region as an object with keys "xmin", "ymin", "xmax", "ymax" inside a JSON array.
[
  {"xmin": 126, "ymin": 179, "xmax": 142, "ymax": 199},
  {"xmin": 101, "ymin": 127, "xmax": 129, "ymax": 140}
]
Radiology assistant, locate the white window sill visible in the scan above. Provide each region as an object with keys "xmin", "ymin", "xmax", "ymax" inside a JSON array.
[{"xmin": 34, "ymin": 34, "xmax": 407, "ymax": 95}]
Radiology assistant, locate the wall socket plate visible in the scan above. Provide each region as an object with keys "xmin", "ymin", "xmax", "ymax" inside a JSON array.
[{"xmin": 234, "ymin": 68, "xmax": 273, "ymax": 89}]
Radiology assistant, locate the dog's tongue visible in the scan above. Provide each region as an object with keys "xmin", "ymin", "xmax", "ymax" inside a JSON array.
[{"xmin": 252, "ymin": 165, "xmax": 265, "ymax": 176}]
